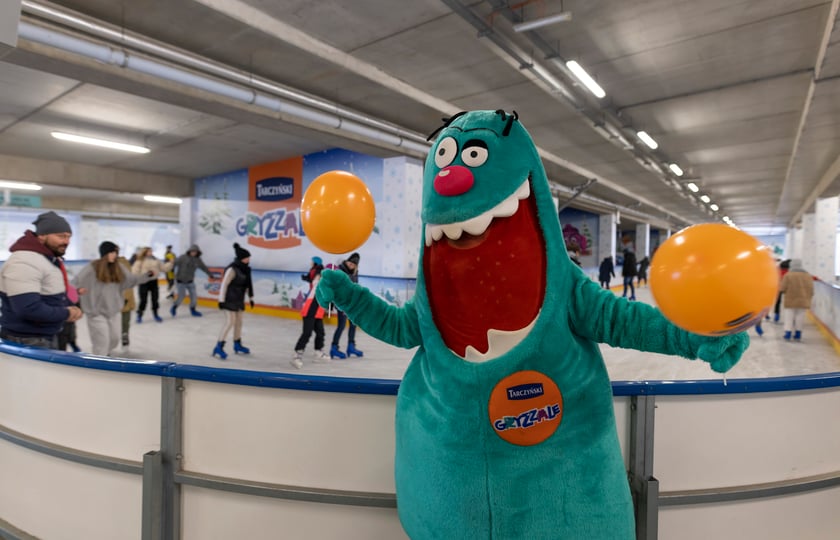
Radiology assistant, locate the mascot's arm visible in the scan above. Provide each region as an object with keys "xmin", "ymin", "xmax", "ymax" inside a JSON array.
[
  {"xmin": 316, "ymin": 269, "xmax": 422, "ymax": 349},
  {"xmin": 569, "ymin": 277, "xmax": 748, "ymax": 373}
]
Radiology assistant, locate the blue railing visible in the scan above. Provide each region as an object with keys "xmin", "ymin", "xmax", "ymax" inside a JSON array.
[{"xmin": 3, "ymin": 340, "xmax": 839, "ymax": 396}]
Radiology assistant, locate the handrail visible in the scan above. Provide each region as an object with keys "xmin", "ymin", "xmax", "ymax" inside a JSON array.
[{"xmin": 2, "ymin": 340, "xmax": 839, "ymax": 396}]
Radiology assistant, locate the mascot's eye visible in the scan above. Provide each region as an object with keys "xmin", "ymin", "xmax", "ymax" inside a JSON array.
[
  {"xmin": 461, "ymin": 140, "xmax": 488, "ymax": 167},
  {"xmin": 434, "ymin": 137, "xmax": 458, "ymax": 168}
]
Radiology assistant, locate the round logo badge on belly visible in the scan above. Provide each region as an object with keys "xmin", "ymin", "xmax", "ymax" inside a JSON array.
[{"xmin": 488, "ymin": 370, "xmax": 563, "ymax": 446}]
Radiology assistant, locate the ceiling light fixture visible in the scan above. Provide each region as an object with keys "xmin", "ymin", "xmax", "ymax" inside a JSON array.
[
  {"xmin": 143, "ymin": 195, "xmax": 182, "ymax": 204},
  {"xmin": 636, "ymin": 131, "xmax": 658, "ymax": 149},
  {"xmin": 668, "ymin": 163, "xmax": 684, "ymax": 176},
  {"xmin": 513, "ymin": 12, "xmax": 573, "ymax": 32},
  {"xmin": 686, "ymin": 182, "xmax": 699, "ymax": 193},
  {"xmin": 565, "ymin": 60, "xmax": 606, "ymax": 98},
  {"xmin": 710, "ymin": 203, "xmax": 719, "ymax": 211},
  {"xmin": 700, "ymin": 195, "xmax": 711, "ymax": 203},
  {"xmin": 0, "ymin": 180, "xmax": 42, "ymax": 191},
  {"xmin": 51, "ymin": 131, "xmax": 150, "ymax": 154}
]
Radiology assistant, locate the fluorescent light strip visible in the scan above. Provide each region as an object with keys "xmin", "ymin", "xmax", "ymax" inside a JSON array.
[
  {"xmin": 700, "ymin": 195, "xmax": 711, "ymax": 204},
  {"xmin": 686, "ymin": 182, "xmax": 699, "ymax": 193},
  {"xmin": 636, "ymin": 131, "xmax": 658, "ymax": 149},
  {"xmin": 669, "ymin": 163, "xmax": 683, "ymax": 176},
  {"xmin": 144, "ymin": 195, "xmax": 182, "ymax": 204},
  {"xmin": 710, "ymin": 203, "xmax": 719, "ymax": 211},
  {"xmin": 51, "ymin": 131, "xmax": 150, "ymax": 154},
  {"xmin": 0, "ymin": 180, "xmax": 42, "ymax": 191},
  {"xmin": 513, "ymin": 12, "xmax": 573, "ymax": 32},
  {"xmin": 565, "ymin": 60, "xmax": 606, "ymax": 98}
]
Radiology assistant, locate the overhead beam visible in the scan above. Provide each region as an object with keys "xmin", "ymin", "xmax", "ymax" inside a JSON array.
[
  {"xmin": 0, "ymin": 153, "xmax": 190, "ymax": 196},
  {"xmin": 778, "ymin": 0, "xmax": 839, "ymax": 226}
]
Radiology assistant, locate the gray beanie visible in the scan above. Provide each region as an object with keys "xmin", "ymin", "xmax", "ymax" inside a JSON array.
[{"xmin": 32, "ymin": 211, "xmax": 71, "ymax": 236}]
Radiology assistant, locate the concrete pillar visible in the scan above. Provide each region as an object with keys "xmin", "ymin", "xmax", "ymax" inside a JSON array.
[
  {"xmin": 179, "ymin": 196, "xmax": 194, "ymax": 254},
  {"xmin": 792, "ymin": 226, "xmax": 805, "ymax": 260},
  {"xmin": 814, "ymin": 196, "xmax": 839, "ymax": 282},
  {"xmin": 801, "ymin": 213, "xmax": 816, "ymax": 273},
  {"xmin": 598, "ymin": 213, "xmax": 617, "ymax": 264},
  {"xmin": 635, "ymin": 223, "xmax": 651, "ymax": 257}
]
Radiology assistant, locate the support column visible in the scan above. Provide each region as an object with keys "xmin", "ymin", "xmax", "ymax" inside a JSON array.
[
  {"xmin": 598, "ymin": 213, "xmax": 617, "ymax": 264},
  {"xmin": 815, "ymin": 196, "xmax": 839, "ymax": 282},
  {"xmin": 801, "ymin": 213, "xmax": 816, "ymax": 273},
  {"xmin": 635, "ymin": 223, "xmax": 651, "ymax": 257}
]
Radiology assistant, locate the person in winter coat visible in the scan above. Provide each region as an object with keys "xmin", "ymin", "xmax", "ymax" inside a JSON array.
[
  {"xmin": 621, "ymin": 248, "xmax": 637, "ymax": 300},
  {"xmin": 164, "ymin": 245, "xmax": 176, "ymax": 298},
  {"xmin": 637, "ymin": 256, "xmax": 650, "ymax": 287},
  {"xmin": 329, "ymin": 252, "xmax": 363, "ymax": 359},
  {"xmin": 170, "ymin": 244, "xmax": 216, "ymax": 318},
  {"xmin": 73, "ymin": 241, "xmax": 156, "ymax": 356},
  {"xmin": 131, "ymin": 247, "xmax": 173, "ymax": 323},
  {"xmin": 0, "ymin": 211, "xmax": 83, "ymax": 349},
  {"xmin": 779, "ymin": 259, "xmax": 814, "ymax": 341},
  {"xmin": 212, "ymin": 243, "xmax": 255, "ymax": 360},
  {"xmin": 118, "ymin": 250, "xmax": 136, "ymax": 346},
  {"xmin": 292, "ymin": 256, "xmax": 328, "ymax": 368},
  {"xmin": 598, "ymin": 256, "xmax": 615, "ymax": 289}
]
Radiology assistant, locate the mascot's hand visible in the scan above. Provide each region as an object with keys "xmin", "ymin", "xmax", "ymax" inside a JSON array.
[
  {"xmin": 690, "ymin": 332, "xmax": 750, "ymax": 373},
  {"xmin": 316, "ymin": 269, "xmax": 352, "ymax": 309}
]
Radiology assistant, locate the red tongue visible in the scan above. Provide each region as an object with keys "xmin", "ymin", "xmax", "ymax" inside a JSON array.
[{"xmin": 424, "ymin": 196, "xmax": 546, "ymax": 357}]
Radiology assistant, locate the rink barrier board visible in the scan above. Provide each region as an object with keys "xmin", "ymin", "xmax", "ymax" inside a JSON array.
[{"xmin": 1, "ymin": 328, "xmax": 840, "ymax": 538}]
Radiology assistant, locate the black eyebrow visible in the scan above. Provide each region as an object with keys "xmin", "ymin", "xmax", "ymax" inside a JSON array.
[{"xmin": 426, "ymin": 111, "xmax": 468, "ymax": 141}]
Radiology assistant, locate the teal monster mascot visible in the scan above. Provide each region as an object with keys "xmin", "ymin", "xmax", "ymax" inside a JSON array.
[{"xmin": 316, "ymin": 110, "xmax": 748, "ymax": 539}]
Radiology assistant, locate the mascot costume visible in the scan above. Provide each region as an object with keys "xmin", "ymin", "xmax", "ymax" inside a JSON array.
[{"xmin": 316, "ymin": 110, "xmax": 748, "ymax": 539}]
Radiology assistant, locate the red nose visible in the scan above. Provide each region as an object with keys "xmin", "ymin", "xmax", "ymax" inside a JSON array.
[{"xmin": 434, "ymin": 165, "xmax": 475, "ymax": 196}]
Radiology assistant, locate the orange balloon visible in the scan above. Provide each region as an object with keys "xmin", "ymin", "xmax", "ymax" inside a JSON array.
[
  {"xmin": 649, "ymin": 223, "xmax": 778, "ymax": 336},
  {"xmin": 301, "ymin": 170, "xmax": 375, "ymax": 254}
]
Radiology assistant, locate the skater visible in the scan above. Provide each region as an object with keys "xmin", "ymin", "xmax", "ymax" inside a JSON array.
[
  {"xmin": 637, "ymin": 256, "xmax": 650, "ymax": 287},
  {"xmin": 131, "ymin": 247, "xmax": 172, "ymax": 323},
  {"xmin": 212, "ymin": 243, "xmax": 254, "ymax": 360},
  {"xmin": 291, "ymin": 256, "xmax": 328, "ymax": 368},
  {"xmin": 621, "ymin": 248, "xmax": 637, "ymax": 300},
  {"xmin": 598, "ymin": 256, "xmax": 615, "ymax": 290},
  {"xmin": 73, "ymin": 241, "xmax": 155, "ymax": 356},
  {"xmin": 164, "ymin": 245, "xmax": 176, "ymax": 298},
  {"xmin": 117, "ymin": 248, "xmax": 135, "ymax": 346},
  {"xmin": 329, "ymin": 252, "xmax": 363, "ymax": 359},
  {"xmin": 779, "ymin": 259, "xmax": 814, "ymax": 341},
  {"xmin": 170, "ymin": 244, "xmax": 215, "ymax": 318}
]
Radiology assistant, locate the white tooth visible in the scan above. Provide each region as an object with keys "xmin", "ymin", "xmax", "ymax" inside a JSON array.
[
  {"xmin": 460, "ymin": 313, "xmax": 539, "ymax": 363},
  {"xmin": 431, "ymin": 227, "xmax": 444, "ymax": 242},
  {"xmin": 493, "ymin": 195, "xmax": 519, "ymax": 218},
  {"xmin": 461, "ymin": 213, "xmax": 493, "ymax": 236},
  {"xmin": 516, "ymin": 181, "xmax": 530, "ymax": 199},
  {"xmin": 425, "ymin": 226, "xmax": 434, "ymax": 247},
  {"xmin": 441, "ymin": 224, "xmax": 463, "ymax": 240}
]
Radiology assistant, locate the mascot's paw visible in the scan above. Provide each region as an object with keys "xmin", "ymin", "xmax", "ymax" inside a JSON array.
[
  {"xmin": 692, "ymin": 332, "xmax": 750, "ymax": 373},
  {"xmin": 316, "ymin": 269, "xmax": 352, "ymax": 308}
]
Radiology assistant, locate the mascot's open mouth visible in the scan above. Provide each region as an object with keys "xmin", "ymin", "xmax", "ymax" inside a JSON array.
[{"xmin": 424, "ymin": 177, "xmax": 547, "ymax": 362}]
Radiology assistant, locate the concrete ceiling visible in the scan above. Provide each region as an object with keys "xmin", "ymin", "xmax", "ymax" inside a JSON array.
[{"xmin": 0, "ymin": 0, "xmax": 838, "ymax": 233}]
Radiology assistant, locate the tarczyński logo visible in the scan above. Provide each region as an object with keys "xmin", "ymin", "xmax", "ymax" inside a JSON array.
[
  {"xmin": 255, "ymin": 177, "xmax": 294, "ymax": 201},
  {"xmin": 506, "ymin": 383, "xmax": 544, "ymax": 400}
]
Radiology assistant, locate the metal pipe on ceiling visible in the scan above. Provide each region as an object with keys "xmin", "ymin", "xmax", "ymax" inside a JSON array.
[
  {"xmin": 16, "ymin": 19, "xmax": 431, "ymax": 157},
  {"xmin": 20, "ymin": 0, "xmax": 431, "ymax": 152}
]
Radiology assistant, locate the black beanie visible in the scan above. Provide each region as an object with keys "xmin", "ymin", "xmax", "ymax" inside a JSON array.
[
  {"xmin": 99, "ymin": 241, "xmax": 118, "ymax": 258},
  {"xmin": 32, "ymin": 211, "xmax": 71, "ymax": 236},
  {"xmin": 347, "ymin": 252, "xmax": 360, "ymax": 265},
  {"xmin": 234, "ymin": 242, "xmax": 251, "ymax": 261}
]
